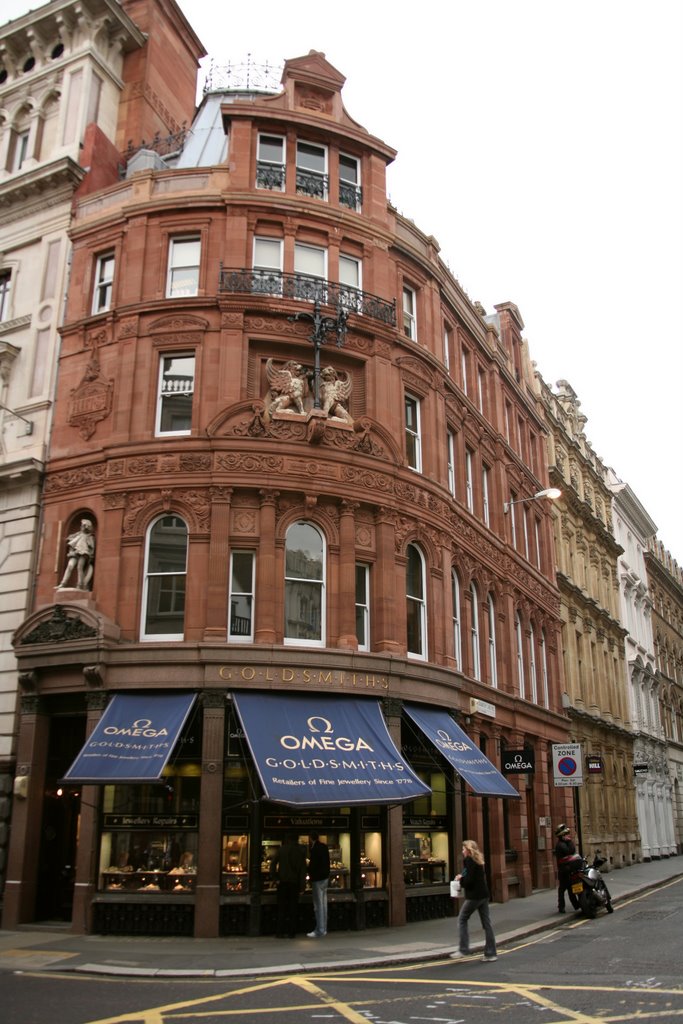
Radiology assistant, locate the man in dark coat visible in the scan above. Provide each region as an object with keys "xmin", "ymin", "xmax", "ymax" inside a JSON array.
[
  {"xmin": 554, "ymin": 823, "xmax": 580, "ymax": 912},
  {"xmin": 272, "ymin": 833, "xmax": 307, "ymax": 938}
]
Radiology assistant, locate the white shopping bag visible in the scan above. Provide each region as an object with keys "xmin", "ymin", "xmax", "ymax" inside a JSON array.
[{"xmin": 450, "ymin": 878, "xmax": 461, "ymax": 898}]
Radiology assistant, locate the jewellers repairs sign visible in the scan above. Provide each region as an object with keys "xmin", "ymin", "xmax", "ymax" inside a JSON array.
[{"xmin": 501, "ymin": 749, "xmax": 535, "ymax": 774}]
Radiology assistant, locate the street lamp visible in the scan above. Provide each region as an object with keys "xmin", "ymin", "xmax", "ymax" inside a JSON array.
[
  {"xmin": 288, "ymin": 298, "xmax": 349, "ymax": 410},
  {"xmin": 503, "ymin": 487, "xmax": 561, "ymax": 514}
]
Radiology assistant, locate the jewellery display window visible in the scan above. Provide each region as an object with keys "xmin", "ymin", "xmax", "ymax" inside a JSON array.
[
  {"xmin": 401, "ymin": 766, "xmax": 449, "ymax": 886},
  {"xmin": 97, "ymin": 716, "xmax": 201, "ymax": 895},
  {"xmin": 222, "ymin": 834, "xmax": 249, "ymax": 893}
]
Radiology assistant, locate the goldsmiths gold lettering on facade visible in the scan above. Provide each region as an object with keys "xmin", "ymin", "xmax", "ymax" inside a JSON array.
[{"xmin": 217, "ymin": 664, "xmax": 389, "ymax": 690}]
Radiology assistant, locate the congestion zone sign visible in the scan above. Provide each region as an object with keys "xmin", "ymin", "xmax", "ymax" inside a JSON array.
[{"xmin": 552, "ymin": 743, "xmax": 584, "ymax": 787}]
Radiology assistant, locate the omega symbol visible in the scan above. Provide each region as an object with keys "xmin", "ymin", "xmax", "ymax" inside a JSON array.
[{"xmin": 307, "ymin": 716, "xmax": 333, "ymax": 734}]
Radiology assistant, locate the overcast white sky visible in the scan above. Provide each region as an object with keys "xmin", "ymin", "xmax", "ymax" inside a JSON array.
[{"xmin": 5, "ymin": 0, "xmax": 683, "ymax": 559}]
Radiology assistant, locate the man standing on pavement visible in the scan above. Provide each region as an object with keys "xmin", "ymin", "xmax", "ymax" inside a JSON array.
[
  {"xmin": 554, "ymin": 823, "xmax": 580, "ymax": 913},
  {"xmin": 307, "ymin": 831, "xmax": 331, "ymax": 938},
  {"xmin": 272, "ymin": 833, "xmax": 307, "ymax": 938}
]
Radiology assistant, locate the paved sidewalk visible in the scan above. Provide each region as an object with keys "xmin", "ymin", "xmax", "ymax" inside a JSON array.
[{"xmin": 0, "ymin": 856, "xmax": 680, "ymax": 977}]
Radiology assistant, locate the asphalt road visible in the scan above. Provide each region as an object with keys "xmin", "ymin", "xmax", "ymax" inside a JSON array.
[{"xmin": 4, "ymin": 875, "xmax": 682, "ymax": 1024}]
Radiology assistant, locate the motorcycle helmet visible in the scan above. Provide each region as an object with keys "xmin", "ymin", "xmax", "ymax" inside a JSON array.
[{"xmin": 555, "ymin": 824, "xmax": 570, "ymax": 837}]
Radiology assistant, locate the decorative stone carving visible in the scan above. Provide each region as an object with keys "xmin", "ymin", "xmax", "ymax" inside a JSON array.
[
  {"xmin": 319, "ymin": 366, "xmax": 353, "ymax": 423},
  {"xmin": 67, "ymin": 335, "xmax": 114, "ymax": 440},
  {"xmin": 265, "ymin": 359, "xmax": 308, "ymax": 415},
  {"xmin": 20, "ymin": 605, "xmax": 98, "ymax": 645}
]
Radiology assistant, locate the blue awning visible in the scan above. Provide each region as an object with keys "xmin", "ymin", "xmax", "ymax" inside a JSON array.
[
  {"xmin": 404, "ymin": 704, "xmax": 520, "ymax": 799},
  {"xmin": 233, "ymin": 692, "xmax": 431, "ymax": 807},
  {"xmin": 63, "ymin": 693, "xmax": 196, "ymax": 784}
]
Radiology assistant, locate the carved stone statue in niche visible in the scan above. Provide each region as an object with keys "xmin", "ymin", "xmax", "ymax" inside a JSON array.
[
  {"xmin": 319, "ymin": 366, "xmax": 353, "ymax": 423},
  {"xmin": 265, "ymin": 359, "xmax": 308, "ymax": 416},
  {"xmin": 57, "ymin": 518, "xmax": 96, "ymax": 590}
]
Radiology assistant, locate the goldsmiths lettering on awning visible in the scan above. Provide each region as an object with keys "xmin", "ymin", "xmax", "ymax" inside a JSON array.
[
  {"xmin": 232, "ymin": 691, "xmax": 431, "ymax": 807},
  {"xmin": 404, "ymin": 703, "xmax": 520, "ymax": 799},
  {"xmin": 63, "ymin": 693, "xmax": 196, "ymax": 784}
]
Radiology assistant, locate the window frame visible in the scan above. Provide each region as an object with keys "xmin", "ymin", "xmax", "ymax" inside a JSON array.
[
  {"xmin": 284, "ymin": 521, "xmax": 326, "ymax": 648},
  {"xmin": 470, "ymin": 581, "xmax": 481, "ymax": 680},
  {"xmin": 406, "ymin": 543, "xmax": 427, "ymax": 660},
  {"xmin": 355, "ymin": 563, "xmax": 370, "ymax": 652},
  {"xmin": 465, "ymin": 448, "xmax": 474, "ymax": 512},
  {"xmin": 228, "ymin": 550, "xmax": 255, "ymax": 643},
  {"xmin": 529, "ymin": 624, "xmax": 538, "ymax": 703},
  {"xmin": 488, "ymin": 593, "xmax": 498, "ymax": 687},
  {"xmin": 296, "ymin": 139, "xmax": 328, "ymax": 200},
  {"xmin": 516, "ymin": 612, "xmax": 525, "ymax": 698},
  {"xmin": 155, "ymin": 352, "xmax": 195, "ymax": 437},
  {"xmin": 339, "ymin": 152, "xmax": 361, "ymax": 211},
  {"xmin": 402, "ymin": 285, "xmax": 417, "ymax": 340},
  {"xmin": 253, "ymin": 235, "xmax": 283, "ymax": 295},
  {"xmin": 91, "ymin": 251, "xmax": 115, "ymax": 314},
  {"xmin": 141, "ymin": 514, "xmax": 188, "ymax": 641},
  {"xmin": 451, "ymin": 569, "xmax": 462, "ymax": 670},
  {"xmin": 447, "ymin": 431, "xmax": 456, "ymax": 497},
  {"xmin": 256, "ymin": 133, "xmax": 285, "ymax": 190},
  {"xmin": 166, "ymin": 236, "xmax": 201, "ymax": 299},
  {"xmin": 404, "ymin": 393, "xmax": 422, "ymax": 472},
  {"xmin": 0, "ymin": 269, "xmax": 11, "ymax": 321},
  {"xmin": 482, "ymin": 464, "xmax": 490, "ymax": 526}
]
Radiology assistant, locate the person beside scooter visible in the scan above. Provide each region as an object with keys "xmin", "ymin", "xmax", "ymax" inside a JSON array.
[{"xmin": 554, "ymin": 824, "xmax": 580, "ymax": 913}]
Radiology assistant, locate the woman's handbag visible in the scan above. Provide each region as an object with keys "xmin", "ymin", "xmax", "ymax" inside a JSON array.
[{"xmin": 450, "ymin": 878, "xmax": 461, "ymax": 898}]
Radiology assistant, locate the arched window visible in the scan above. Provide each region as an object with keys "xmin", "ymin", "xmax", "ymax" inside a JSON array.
[
  {"xmin": 516, "ymin": 612, "xmax": 525, "ymax": 698},
  {"xmin": 406, "ymin": 544, "xmax": 427, "ymax": 659},
  {"xmin": 451, "ymin": 569, "xmax": 462, "ymax": 670},
  {"xmin": 488, "ymin": 593, "xmax": 498, "ymax": 688},
  {"xmin": 141, "ymin": 514, "xmax": 188, "ymax": 640},
  {"xmin": 284, "ymin": 521, "xmax": 325, "ymax": 646},
  {"xmin": 470, "ymin": 582, "xmax": 481, "ymax": 680},
  {"xmin": 540, "ymin": 630, "xmax": 550, "ymax": 707},
  {"xmin": 529, "ymin": 624, "xmax": 538, "ymax": 703}
]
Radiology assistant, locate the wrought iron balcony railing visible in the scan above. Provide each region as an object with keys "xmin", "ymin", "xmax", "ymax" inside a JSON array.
[
  {"xmin": 339, "ymin": 181, "xmax": 362, "ymax": 211},
  {"xmin": 256, "ymin": 161, "xmax": 285, "ymax": 190},
  {"xmin": 295, "ymin": 169, "xmax": 328, "ymax": 200},
  {"xmin": 218, "ymin": 268, "xmax": 397, "ymax": 327}
]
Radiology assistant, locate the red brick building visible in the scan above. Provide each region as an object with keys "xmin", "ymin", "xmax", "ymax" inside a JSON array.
[{"xmin": 5, "ymin": 50, "xmax": 574, "ymax": 938}]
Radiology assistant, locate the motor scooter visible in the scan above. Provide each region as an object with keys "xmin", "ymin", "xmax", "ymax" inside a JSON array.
[{"xmin": 568, "ymin": 851, "xmax": 613, "ymax": 918}]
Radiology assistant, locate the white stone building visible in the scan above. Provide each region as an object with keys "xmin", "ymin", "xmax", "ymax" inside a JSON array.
[{"xmin": 609, "ymin": 473, "xmax": 677, "ymax": 859}]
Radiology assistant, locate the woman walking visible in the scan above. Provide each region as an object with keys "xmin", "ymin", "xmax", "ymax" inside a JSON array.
[{"xmin": 450, "ymin": 839, "xmax": 497, "ymax": 962}]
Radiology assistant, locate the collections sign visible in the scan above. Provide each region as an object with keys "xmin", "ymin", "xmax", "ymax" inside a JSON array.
[
  {"xmin": 501, "ymin": 749, "xmax": 535, "ymax": 774},
  {"xmin": 233, "ymin": 692, "xmax": 431, "ymax": 807},
  {"xmin": 552, "ymin": 742, "xmax": 584, "ymax": 787}
]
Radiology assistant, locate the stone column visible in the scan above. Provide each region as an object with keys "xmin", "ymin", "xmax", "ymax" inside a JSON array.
[
  {"xmin": 373, "ymin": 508, "xmax": 401, "ymax": 654},
  {"xmin": 254, "ymin": 490, "xmax": 279, "ymax": 644},
  {"xmin": 204, "ymin": 488, "xmax": 233, "ymax": 641},
  {"xmin": 382, "ymin": 697, "xmax": 406, "ymax": 926},
  {"xmin": 337, "ymin": 501, "xmax": 359, "ymax": 650},
  {"xmin": 2, "ymin": 691, "xmax": 50, "ymax": 928},
  {"xmin": 71, "ymin": 686, "xmax": 107, "ymax": 934},
  {"xmin": 195, "ymin": 692, "xmax": 226, "ymax": 938}
]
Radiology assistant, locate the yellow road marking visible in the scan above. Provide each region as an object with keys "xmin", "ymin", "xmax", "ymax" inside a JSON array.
[{"xmin": 290, "ymin": 977, "xmax": 372, "ymax": 1024}]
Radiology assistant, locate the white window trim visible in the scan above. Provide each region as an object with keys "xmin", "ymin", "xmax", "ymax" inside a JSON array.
[
  {"xmin": 509, "ymin": 494, "xmax": 517, "ymax": 547},
  {"xmin": 452, "ymin": 570, "xmax": 462, "ymax": 670},
  {"xmin": 228, "ymin": 550, "xmax": 255, "ymax": 643},
  {"xmin": 529, "ymin": 625, "xmax": 538, "ymax": 703},
  {"xmin": 443, "ymin": 326, "xmax": 451, "ymax": 370},
  {"xmin": 257, "ymin": 133, "xmax": 285, "ymax": 190},
  {"xmin": 470, "ymin": 582, "xmax": 481, "ymax": 680},
  {"xmin": 402, "ymin": 285, "xmax": 417, "ymax": 340},
  {"xmin": 540, "ymin": 631, "xmax": 550, "ymax": 707},
  {"xmin": 460, "ymin": 348, "xmax": 469, "ymax": 396},
  {"xmin": 465, "ymin": 449, "xmax": 474, "ymax": 512},
  {"xmin": 522, "ymin": 506, "xmax": 530, "ymax": 560},
  {"xmin": 339, "ymin": 252, "xmax": 362, "ymax": 291},
  {"xmin": 294, "ymin": 241, "xmax": 328, "ymax": 280},
  {"xmin": 356, "ymin": 563, "xmax": 370, "ymax": 652},
  {"xmin": 488, "ymin": 594, "xmax": 498, "ymax": 688},
  {"xmin": 284, "ymin": 522, "xmax": 326, "ymax": 648},
  {"xmin": 166, "ymin": 236, "xmax": 201, "ymax": 298},
  {"xmin": 92, "ymin": 252, "xmax": 114, "ymax": 314},
  {"xmin": 447, "ymin": 431, "xmax": 456, "ymax": 497},
  {"xmin": 296, "ymin": 139, "xmax": 328, "ymax": 200},
  {"xmin": 339, "ymin": 152, "xmax": 361, "ymax": 211},
  {"xmin": 482, "ymin": 465, "xmax": 490, "ymax": 526},
  {"xmin": 140, "ymin": 515, "xmax": 187, "ymax": 642},
  {"xmin": 155, "ymin": 352, "xmax": 195, "ymax": 437},
  {"xmin": 477, "ymin": 369, "xmax": 485, "ymax": 413},
  {"xmin": 516, "ymin": 613, "xmax": 525, "ymax": 697},
  {"xmin": 406, "ymin": 544, "xmax": 427, "ymax": 661},
  {"xmin": 405, "ymin": 394, "xmax": 422, "ymax": 473}
]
